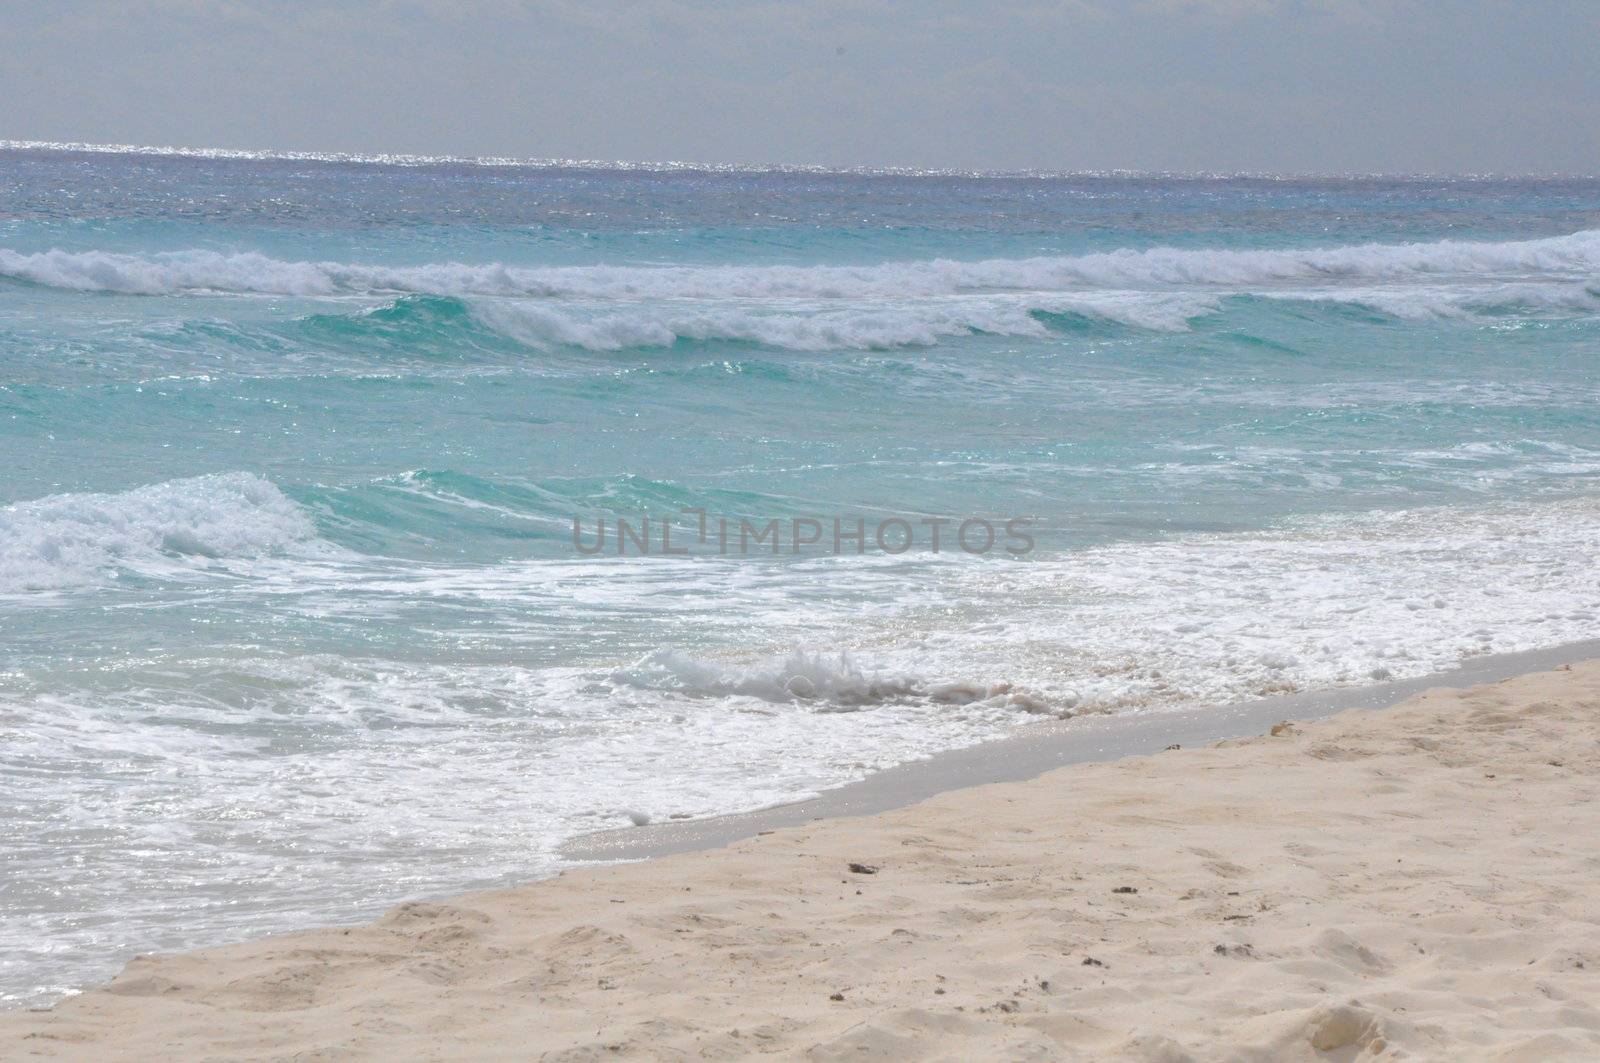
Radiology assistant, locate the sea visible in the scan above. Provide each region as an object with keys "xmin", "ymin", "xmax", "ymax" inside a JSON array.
[{"xmin": 3, "ymin": 141, "xmax": 1599, "ymax": 1004}]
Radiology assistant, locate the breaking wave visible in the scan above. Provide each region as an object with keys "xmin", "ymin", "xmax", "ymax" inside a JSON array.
[
  {"xmin": 465, "ymin": 291, "xmax": 1217, "ymax": 349},
  {"xmin": 4, "ymin": 229, "xmax": 1599, "ymax": 300},
  {"xmin": 297, "ymin": 283, "xmax": 1600, "ymax": 355},
  {"xmin": 613, "ymin": 648, "xmax": 1054, "ymax": 713},
  {"xmin": 0, "ymin": 473, "xmax": 327, "ymax": 592},
  {"xmin": 1258, "ymin": 281, "xmax": 1600, "ymax": 320}
]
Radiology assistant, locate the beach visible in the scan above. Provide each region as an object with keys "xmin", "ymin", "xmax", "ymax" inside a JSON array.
[
  {"xmin": 5, "ymin": 658, "xmax": 1597, "ymax": 1061},
  {"xmin": 7, "ymin": 7, "xmax": 1600, "ymax": 1058},
  {"xmin": 10, "ymin": 149, "xmax": 1600, "ymax": 1007}
]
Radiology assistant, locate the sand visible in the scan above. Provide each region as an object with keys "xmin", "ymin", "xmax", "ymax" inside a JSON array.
[{"xmin": 4, "ymin": 661, "xmax": 1599, "ymax": 1061}]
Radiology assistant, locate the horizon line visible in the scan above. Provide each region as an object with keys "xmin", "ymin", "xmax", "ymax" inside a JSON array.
[{"xmin": 3, "ymin": 138, "xmax": 1596, "ymax": 183}]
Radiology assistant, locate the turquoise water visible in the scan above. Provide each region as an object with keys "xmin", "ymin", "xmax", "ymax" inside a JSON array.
[{"xmin": 4, "ymin": 145, "xmax": 1600, "ymax": 1004}]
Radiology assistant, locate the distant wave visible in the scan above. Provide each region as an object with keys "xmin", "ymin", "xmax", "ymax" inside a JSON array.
[
  {"xmin": 0, "ymin": 473, "xmax": 327, "ymax": 592},
  {"xmin": 4, "ymin": 230, "xmax": 1599, "ymax": 301},
  {"xmin": 1257, "ymin": 282, "xmax": 1600, "ymax": 320},
  {"xmin": 305, "ymin": 284, "xmax": 1599, "ymax": 355},
  {"xmin": 7, "ymin": 233, "xmax": 1600, "ymax": 355},
  {"xmin": 465, "ymin": 292, "xmax": 1217, "ymax": 349}
]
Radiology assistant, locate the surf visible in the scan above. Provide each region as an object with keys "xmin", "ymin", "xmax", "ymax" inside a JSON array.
[
  {"xmin": 5, "ymin": 229, "xmax": 1600, "ymax": 299},
  {"xmin": 0, "ymin": 473, "xmax": 329, "ymax": 593}
]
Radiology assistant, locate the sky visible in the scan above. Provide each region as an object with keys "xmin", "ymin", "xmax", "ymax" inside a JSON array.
[{"xmin": 1, "ymin": 1, "xmax": 1596, "ymax": 174}]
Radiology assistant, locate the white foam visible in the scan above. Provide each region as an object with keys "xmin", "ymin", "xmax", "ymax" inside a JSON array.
[
  {"xmin": 7, "ymin": 491, "xmax": 1600, "ymax": 1006},
  {"xmin": 905, "ymin": 496, "xmax": 1600, "ymax": 716},
  {"xmin": 614, "ymin": 648, "xmax": 1042, "ymax": 711},
  {"xmin": 5, "ymin": 230, "xmax": 1599, "ymax": 300},
  {"xmin": 0, "ymin": 473, "xmax": 325, "ymax": 592},
  {"xmin": 1261, "ymin": 281, "xmax": 1600, "ymax": 320}
]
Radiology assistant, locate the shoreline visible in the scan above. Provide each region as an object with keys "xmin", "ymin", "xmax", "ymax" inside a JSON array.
[
  {"xmin": 564, "ymin": 637, "xmax": 1600, "ymax": 863},
  {"xmin": 2, "ymin": 637, "xmax": 1597, "ymax": 1020},
  {"xmin": 5, "ymin": 652, "xmax": 1597, "ymax": 1058}
]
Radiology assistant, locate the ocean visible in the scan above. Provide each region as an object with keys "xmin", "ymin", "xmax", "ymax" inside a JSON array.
[{"xmin": 3, "ymin": 143, "xmax": 1600, "ymax": 1004}]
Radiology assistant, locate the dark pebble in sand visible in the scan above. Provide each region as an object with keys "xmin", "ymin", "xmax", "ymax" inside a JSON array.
[{"xmin": 848, "ymin": 862, "xmax": 879, "ymax": 875}]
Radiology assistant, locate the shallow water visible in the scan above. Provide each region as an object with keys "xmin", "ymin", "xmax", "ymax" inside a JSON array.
[{"xmin": 4, "ymin": 145, "xmax": 1600, "ymax": 1004}]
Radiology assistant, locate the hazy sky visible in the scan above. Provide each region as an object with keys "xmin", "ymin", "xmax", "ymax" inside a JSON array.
[{"xmin": 2, "ymin": 1, "xmax": 1596, "ymax": 173}]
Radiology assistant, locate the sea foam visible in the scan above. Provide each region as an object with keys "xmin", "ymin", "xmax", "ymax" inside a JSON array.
[
  {"xmin": 613, "ymin": 648, "xmax": 1047, "ymax": 712},
  {"xmin": 5, "ymin": 229, "xmax": 1599, "ymax": 300},
  {"xmin": 0, "ymin": 473, "xmax": 324, "ymax": 592}
]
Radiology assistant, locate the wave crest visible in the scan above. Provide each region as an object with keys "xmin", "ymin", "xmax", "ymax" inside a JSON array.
[
  {"xmin": 613, "ymin": 649, "xmax": 1055, "ymax": 713},
  {"xmin": 5, "ymin": 229, "xmax": 1599, "ymax": 300},
  {"xmin": 466, "ymin": 292, "xmax": 1215, "ymax": 350},
  {"xmin": 0, "ymin": 473, "xmax": 325, "ymax": 592}
]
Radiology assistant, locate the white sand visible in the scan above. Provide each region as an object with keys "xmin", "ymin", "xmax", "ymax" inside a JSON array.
[{"xmin": 5, "ymin": 661, "xmax": 1599, "ymax": 1061}]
